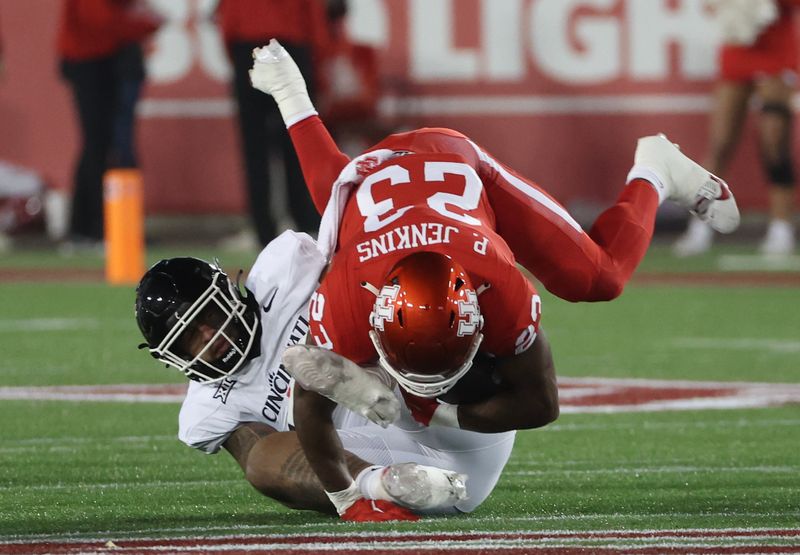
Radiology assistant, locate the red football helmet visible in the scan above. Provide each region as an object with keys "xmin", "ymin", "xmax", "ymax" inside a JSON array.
[{"xmin": 369, "ymin": 251, "xmax": 483, "ymax": 398}]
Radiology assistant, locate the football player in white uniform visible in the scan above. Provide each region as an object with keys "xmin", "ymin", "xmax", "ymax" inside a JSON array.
[{"xmin": 135, "ymin": 232, "xmax": 518, "ymax": 521}]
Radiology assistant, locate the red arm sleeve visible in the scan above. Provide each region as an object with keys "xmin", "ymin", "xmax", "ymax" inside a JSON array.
[{"xmin": 288, "ymin": 116, "xmax": 351, "ymax": 215}]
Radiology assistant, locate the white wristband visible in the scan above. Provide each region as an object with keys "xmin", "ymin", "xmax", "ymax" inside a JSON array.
[
  {"xmin": 325, "ymin": 481, "xmax": 361, "ymax": 515},
  {"xmin": 429, "ymin": 403, "xmax": 460, "ymax": 428}
]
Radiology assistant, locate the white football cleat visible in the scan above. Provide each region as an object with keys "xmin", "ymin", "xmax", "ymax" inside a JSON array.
[
  {"xmin": 381, "ymin": 463, "xmax": 468, "ymax": 511},
  {"xmin": 631, "ymin": 134, "xmax": 740, "ymax": 233},
  {"xmin": 281, "ymin": 345, "xmax": 400, "ymax": 428},
  {"xmin": 672, "ymin": 217, "xmax": 714, "ymax": 257},
  {"xmin": 759, "ymin": 219, "xmax": 796, "ymax": 255}
]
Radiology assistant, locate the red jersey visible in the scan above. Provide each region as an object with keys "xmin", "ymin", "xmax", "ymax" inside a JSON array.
[
  {"xmin": 289, "ymin": 117, "xmax": 659, "ymax": 368},
  {"xmin": 57, "ymin": 0, "xmax": 159, "ymax": 61},
  {"xmin": 216, "ymin": 0, "xmax": 329, "ymax": 51},
  {"xmin": 297, "ymin": 126, "xmax": 573, "ymax": 366},
  {"xmin": 719, "ymin": 0, "xmax": 800, "ymax": 82}
]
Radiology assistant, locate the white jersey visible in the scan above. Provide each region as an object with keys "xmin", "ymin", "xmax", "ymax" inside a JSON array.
[
  {"xmin": 175, "ymin": 231, "xmax": 515, "ymax": 512},
  {"xmin": 178, "ymin": 231, "xmax": 326, "ymax": 454}
]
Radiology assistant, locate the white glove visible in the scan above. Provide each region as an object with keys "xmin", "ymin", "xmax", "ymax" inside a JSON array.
[
  {"xmin": 282, "ymin": 344, "xmax": 401, "ymax": 428},
  {"xmin": 249, "ymin": 39, "xmax": 317, "ymax": 127}
]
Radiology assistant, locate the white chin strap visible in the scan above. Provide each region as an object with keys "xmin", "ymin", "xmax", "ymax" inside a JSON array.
[{"xmin": 369, "ymin": 330, "xmax": 483, "ymax": 398}]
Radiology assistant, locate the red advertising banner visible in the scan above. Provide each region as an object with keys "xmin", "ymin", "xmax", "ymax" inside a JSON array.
[{"xmin": 0, "ymin": 0, "xmax": 795, "ymax": 215}]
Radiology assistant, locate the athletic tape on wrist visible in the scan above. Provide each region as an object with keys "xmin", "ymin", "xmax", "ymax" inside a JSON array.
[{"xmin": 325, "ymin": 481, "xmax": 362, "ymax": 515}]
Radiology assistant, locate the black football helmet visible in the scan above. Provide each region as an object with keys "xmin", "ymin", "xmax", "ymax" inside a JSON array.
[{"xmin": 135, "ymin": 257, "xmax": 260, "ymax": 383}]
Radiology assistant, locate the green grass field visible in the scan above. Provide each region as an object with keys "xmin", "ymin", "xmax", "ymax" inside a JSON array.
[{"xmin": 1, "ymin": 243, "xmax": 798, "ymax": 551}]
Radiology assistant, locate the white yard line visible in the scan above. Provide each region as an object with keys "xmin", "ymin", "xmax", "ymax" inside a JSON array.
[
  {"xmin": 718, "ymin": 254, "xmax": 800, "ymax": 272},
  {"xmin": 671, "ymin": 337, "xmax": 800, "ymax": 354},
  {"xmin": 0, "ymin": 384, "xmax": 188, "ymax": 403},
  {"xmin": 506, "ymin": 464, "xmax": 799, "ymax": 476},
  {"xmin": 2, "ymin": 464, "xmax": 794, "ymax": 493},
  {"xmin": 0, "ymin": 479, "xmax": 243, "ymax": 493},
  {"xmin": 0, "ymin": 317, "xmax": 130, "ymax": 332},
  {"xmin": 557, "ymin": 376, "xmax": 800, "ymax": 389},
  {"xmin": 3, "ymin": 527, "xmax": 799, "ymax": 553},
  {"xmin": 6, "ymin": 521, "xmax": 800, "ymax": 544}
]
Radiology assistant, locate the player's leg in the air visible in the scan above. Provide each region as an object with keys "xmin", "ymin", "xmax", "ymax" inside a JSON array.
[{"xmin": 471, "ymin": 136, "xmax": 739, "ymax": 302}]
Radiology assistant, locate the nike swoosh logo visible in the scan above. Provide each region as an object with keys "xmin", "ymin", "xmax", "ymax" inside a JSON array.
[{"xmin": 262, "ymin": 289, "xmax": 278, "ymax": 313}]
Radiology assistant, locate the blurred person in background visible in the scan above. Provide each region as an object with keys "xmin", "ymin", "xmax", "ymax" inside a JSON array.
[
  {"xmin": 110, "ymin": 42, "xmax": 148, "ymax": 170},
  {"xmin": 315, "ymin": 0, "xmax": 385, "ymax": 156},
  {"xmin": 0, "ymin": 9, "xmax": 4, "ymax": 78},
  {"xmin": 57, "ymin": 0, "xmax": 160, "ymax": 251},
  {"xmin": 1, "ymin": 11, "xmax": 49, "ymax": 253},
  {"xmin": 674, "ymin": 0, "xmax": 800, "ymax": 256},
  {"xmin": 216, "ymin": 0, "xmax": 332, "ymax": 250},
  {"xmin": 0, "ymin": 10, "xmax": 6, "ymax": 253}
]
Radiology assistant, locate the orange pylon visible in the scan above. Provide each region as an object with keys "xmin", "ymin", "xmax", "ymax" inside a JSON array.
[{"xmin": 103, "ymin": 169, "xmax": 145, "ymax": 285}]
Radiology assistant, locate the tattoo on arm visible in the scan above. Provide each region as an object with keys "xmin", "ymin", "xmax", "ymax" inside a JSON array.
[
  {"xmin": 279, "ymin": 446, "xmax": 370, "ymax": 490},
  {"xmin": 281, "ymin": 446, "xmax": 323, "ymax": 487},
  {"xmin": 223, "ymin": 423, "xmax": 276, "ymax": 472}
]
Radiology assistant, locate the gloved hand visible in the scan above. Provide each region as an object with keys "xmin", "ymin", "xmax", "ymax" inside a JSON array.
[
  {"xmin": 401, "ymin": 389, "xmax": 459, "ymax": 428},
  {"xmin": 249, "ymin": 39, "xmax": 317, "ymax": 126},
  {"xmin": 282, "ymin": 344, "xmax": 400, "ymax": 428},
  {"xmin": 340, "ymin": 498, "xmax": 420, "ymax": 522}
]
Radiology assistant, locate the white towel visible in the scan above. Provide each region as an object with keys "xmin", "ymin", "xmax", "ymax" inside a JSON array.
[{"xmin": 316, "ymin": 149, "xmax": 397, "ymax": 260}]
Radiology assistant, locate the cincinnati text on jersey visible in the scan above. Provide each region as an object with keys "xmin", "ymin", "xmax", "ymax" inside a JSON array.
[{"xmin": 260, "ymin": 314, "xmax": 309, "ymax": 422}]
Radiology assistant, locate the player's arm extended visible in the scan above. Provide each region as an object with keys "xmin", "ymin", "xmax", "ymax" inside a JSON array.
[
  {"xmin": 416, "ymin": 329, "xmax": 559, "ymax": 433},
  {"xmin": 222, "ymin": 422, "xmax": 336, "ymax": 512},
  {"xmin": 291, "ymin": 385, "xmax": 358, "ymax": 495},
  {"xmin": 286, "ymin": 382, "xmax": 418, "ymax": 522},
  {"xmin": 249, "ymin": 39, "xmax": 350, "ymax": 214},
  {"xmin": 462, "ymin": 329, "xmax": 558, "ymax": 432},
  {"xmin": 224, "ymin": 421, "xmax": 378, "ymax": 514}
]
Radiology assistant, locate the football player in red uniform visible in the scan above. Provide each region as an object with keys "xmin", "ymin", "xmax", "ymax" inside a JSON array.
[
  {"xmin": 251, "ymin": 39, "xmax": 740, "ymax": 518},
  {"xmin": 674, "ymin": 0, "xmax": 800, "ymax": 256}
]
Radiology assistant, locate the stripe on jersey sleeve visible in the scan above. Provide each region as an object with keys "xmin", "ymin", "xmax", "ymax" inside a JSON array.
[{"xmin": 467, "ymin": 140, "xmax": 583, "ymax": 233}]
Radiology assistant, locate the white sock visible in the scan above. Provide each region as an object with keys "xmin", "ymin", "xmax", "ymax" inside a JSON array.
[
  {"xmin": 355, "ymin": 465, "xmax": 390, "ymax": 501},
  {"xmin": 626, "ymin": 165, "xmax": 669, "ymax": 204}
]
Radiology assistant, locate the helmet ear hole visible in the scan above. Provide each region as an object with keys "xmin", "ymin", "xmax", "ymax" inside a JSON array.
[
  {"xmin": 397, "ymin": 308, "xmax": 405, "ymax": 327},
  {"xmin": 448, "ymin": 311, "xmax": 456, "ymax": 328},
  {"xmin": 454, "ymin": 277, "xmax": 465, "ymax": 291}
]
